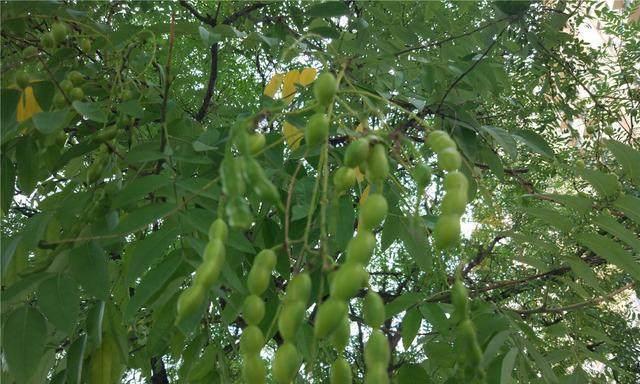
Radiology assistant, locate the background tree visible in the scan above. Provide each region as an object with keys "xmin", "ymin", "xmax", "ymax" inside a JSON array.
[{"xmin": 1, "ymin": 1, "xmax": 639, "ymax": 383}]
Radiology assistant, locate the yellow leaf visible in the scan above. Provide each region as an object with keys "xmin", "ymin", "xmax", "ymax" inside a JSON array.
[
  {"xmin": 355, "ymin": 123, "xmax": 364, "ymax": 133},
  {"xmin": 354, "ymin": 166, "xmax": 365, "ymax": 183},
  {"xmin": 16, "ymin": 86, "xmax": 42, "ymax": 123},
  {"xmin": 298, "ymin": 67, "xmax": 317, "ymax": 86},
  {"xmin": 357, "ymin": 185, "xmax": 371, "ymax": 232},
  {"xmin": 264, "ymin": 73, "xmax": 284, "ymax": 98},
  {"xmin": 282, "ymin": 70, "xmax": 300, "ymax": 103},
  {"xmin": 283, "ymin": 121, "xmax": 303, "ymax": 150}
]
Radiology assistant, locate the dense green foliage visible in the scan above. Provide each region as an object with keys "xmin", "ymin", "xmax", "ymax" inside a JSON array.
[{"xmin": 1, "ymin": 1, "xmax": 639, "ymax": 383}]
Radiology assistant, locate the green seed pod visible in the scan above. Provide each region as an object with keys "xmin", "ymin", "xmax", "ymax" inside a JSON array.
[
  {"xmin": 68, "ymin": 70, "xmax": 85, "ymax": 85},
  {"xmin": 240, "ymin": 325, "xmax": 264, "ymax": 355},
  {"xmin": 344, "ymin": 138, "xmax": 370, "ymax": 168},
  {"xmin": 363, "ymin": 291, "xmax": 385, "ymax": 328},
  {"xmin": 208, "ymin": 218, "xmax": 228, "ymax": 242},
  {"xmin": 247, "ymin": 133, "xmax": 266, "ymax": 154},
  {"xmin": 427, "ymin": 130, "xmax": 455, "ymax": 152},
  {"xmin": 305, "ymin": 113, "xmax": 329, "ymax": 147},
  {"xmin": 451, "ymin": 279, "xmax": 469, "ymax": 319},
  {"xmin": 203, "ymin": 239, "xmax": 225, "ymax": 263},
  {"xmin": 80, "ymin": 38, "xmax": 92, "ymax": 53},
  {"xmin": 69, "ymin": 87, "xmax": 84, "ymax": 101},
  {"xmin": 243, "ymin": 295, "xmax": 265, "ymax": 325},
  {"xmin": 366, "ymin": 143, "xmax": 389, "ymax": 182},
  {"xmin": 53, "ymin": 92, "xmax": 66, "ymax": 108},
  {"xmin": 412, "ymin": 163, "xmax": 432, "ymax": 190},
  {"xmin": 94, "ymin": 126, "xmax": 118, "ymax": 143},
  {"xmin": 273, "ymin": 342, "xmax": 301, "ymax": 384},
  {"xmin": 242, "ymin": 354, "xmax": 266, "ymax": 384},
  {"xmin": 22, "ymin": 46, "xmax": 38, "ymax": 59},
  {"xmin": 330, "ymin": 314, "xmax": 351, "ymax": 352},
  {"xmin": 314, "ymin": 298, "xmax": 348, "ymax": 339},
  {"xmin": 331, "ymin": 263, "xmax": 368, "ymax": 300},
  {"xmin": 359, "ymin": 194, "xmax": 388, "ymax": 230},
  {"xmin": 433, "ymin": 214, "xmax": 461, "ymax": 249},
  {"xmin": 365, "ymin": 329, "xmax": 390, "ymax": 367},
  {"xmin": 457, "ymin": 319, "xmax": 483, "ymax": 366},
  {"xmin": 285, "ymin": 272, "xmax": 312, "ymax": 304},
  {"xmin": 440, "ymin": 189, "xmax": 468, "ymax": 215},
  {"xmin": 247, "ymin": 265, "xmax": 271, "ymax": 296},
  {"xmin": 364, "ymin": 364, "xmax": 389, "ymax": 384},
  {"xmin": 278, "ymin": 300, "xmax": 306, "ymax": 341},
  {"xmin": 15, "ymin": 71, "xmax": 30, "ymax": 89},
  {"xmin": 244, "ymin": 158, "xmax": 280, "ymax": 205},
  {"xmin": 333, "ymin": 166, "xmax": 356, "ymax": 194},
  {"xmin": 220, "ymin": 157, "xmax": 246, "ymax": 196},
  {"xmin": 59, "ymin": 79, "xmax": 74, "ymax": 93},
  {"xmin": 313, "ymin": 72, "xmax": 337, "ymax": 107},
  {"xmin": 330, "ymin": 357, "xmax": 353, "ymax": 384},
  {"xmin": 226, "ymin": 196, "xmax": 253, "ymax": 230},
  {"xmin": 176, "ymin": 284, "xmax": 205, "ymax": 321},
  {"xmin": 254, "ymin": 249, "xmax": 277, "ymax": 271},
  {"xmin": 41, "ymin": 32, "xmax": 56, "ymax": 49},
  {"xmin": 443, "ymin": 171, "xmax": 469, "ymax": 192},
  {"xmin": 437, "ymin": 148, "xmax": 462, "ymax": 171},
  {"xmin": 51, "ymin": 23, "xmax": 68, "ymax": 44},
  {"xmin": 345, "ymin": 230, "xmax": 376, "ymax": 264}
]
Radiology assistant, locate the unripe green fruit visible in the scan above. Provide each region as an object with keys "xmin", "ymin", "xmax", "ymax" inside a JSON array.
[
  {"xmin": 451, "ymin": 279, "xmax": 469, "ymax": 319},
  {"xmin": 443, "ymin": 171, "xmax": 468, "ymax": 192},
  {"xmin": 285, "ymin": 272, "xmax": 311, "ymax": 304},
  {"xmin": 203, "ymin": 239, "xmax": 225, "ymax": 263},
  {"xmin": 576, "ymin": 159, "xmax": 585, "ymax": 169},
  {"xmin": 441, "ymin": 190, "xmax": 468, "ymax": 215},
  {"xmin": 330, "ymin": 314, "xmax": 350, "ymax": 351},
  {"xmin": 244, "ymin": 158, "xmax": 280, "ymax": 205},
  {"xmin": 22, "ymin": 46, "xmax": 38, "ymax": 59},
  {"xmin": 278, "ymin": 300, "xmax": 306, "ymax": 341},
  {"xmin": 433, "ymin": 214, "xmax": 461, "ymax": 249},
  {"xmin": 53, "ymin": 92, "xmax": 66, "ymax": 108},
  {"xmin": 314, "ymin": 72, "xmax": 337, "ymax": 107},
  {"xmin": 604, "ymin": 126, "xmax": 614, "ymax": 135},
  {"xmin": 41, "ymin": 32, "xmax": 56, "ymax": 49},
  {"xmin": 427, "ymin": 130, "xmax": 456, "ymax": 152},
  {"xmin": 240, "ymin": 325, "xmax": 264, "ymax": 354},
  {"xmin": 208, "ymin": 218, "xmax": 228, "ymax": 242},
  {"xmin": 364, "ymin": 364, "xmax": 389, "ymax": 384},
  {"xmin": 94, "ymin": 126, "xmax": 118, "ymax": 142},
  {"xmin": 273, "ymin": 342, "xmax": 301, "ymax": 384},
  {"xmin": 359, "ymin": 194, "xmax": 388, "ymax": 230},
  {"xmin": 176, "ymin": 284, "xmax": 205, "ymax": 321},
  {"xmin": 248, "ymin": 133, "xmax": 266, "ymax": 154},
  {"xmin": 59, "ymin": 79, "xmax": 74, "ymax": 93},
  {"xmin": 344, "ymin": 138, "xmax": 370, "ymax": 168},
  {"xmin": 51, "ymin": 23, "xmax": 68, "ymax": 44},
  {"xmin": 306, "ymin": 113, "xmax": 329, "ymax": 147},
  {"xmin": 254, "ymin": 249, "xmax": 277, "ymax": 270},
  {"xmin": 366, "ymin": 143, "xmax": 389, "ymax": 182},
  {"xmin": 457, "ymin": 319, "xmax": 483, "ymax": 366},
  {"xmin": 68, "ymin": 71, "xmax": 85, "ymax": 85},
  {"xmin": 15, "ymin": 71, "xmax": 30, "ymax": 89},
  {"xmin": 365, "ymin": 329, "xmax": 390, "ymax": 367},
  {"xmin": 243, "ymin": 295, "xmax": 265, "ymax": 325},
  {"xmin": 334, "ymin": 167, "xmax": 356, "ymax": 193},
  {"xmin": 314, "ymin": 298, "xmax": 348, "ymax": 339},
  {"xmin": 247, "ymin": 265, "xmax": 271, "ymax": 296},
  {"xmin": 242, "ymin": 354, "xmax": 266, "ymax": 384},
  {"xmin": 437, "ymin": 148, "xmax": 462, "ymax": 171},
  {"xmin": 195, "ymin": 244, "xmax": 225, "ymax": 287},
  {"xmin": 331, "ymin": 263, "xmax": 368, "ymax": 300},
  {"xmin": 70, "ymin": 87, "xmax": 84, "ymax": 101},
  {"xmin": 330, "ymin": 357, "xmax": 352, "ymax": 384},
  {"xmin": 80, "ymin": 38, "xmax": 92, "ymax": 53},
  {"xmin": 226, "ymin": 196, "xmax": 253, "ymax": 229},
  {"xmin": 413, "ymin": 163, "xmax": 432, "ymax": 189},
  {"xmin": 346, "ymin": 230, "xmax": 376, "ymax": 264},
  {"xmin": 120, "ymin": 89, "xmax": 133, "ymax": 101},
  {"xmin": 363, "ymin": 291, "xmax": 385, "ymax": 328}
]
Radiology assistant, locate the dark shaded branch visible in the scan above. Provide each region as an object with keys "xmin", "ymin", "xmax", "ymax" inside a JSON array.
[
  {"xmin": 462, "ymin": 234, "xmax": 505, "ymax": 277},
  {"xmin": 195, "ymin": 43, "xmax": 219, "ymax": 122},
  {"xmin": 150, "ymin": 356, "xmax": 169, "ymax": 384},
  {"xmin": 222, "ymin": 2, "xmax": 267, "ymax": 24},
  {"xmin": 178, "ymin": 0, "xmax": 215, "ymax": 25}
]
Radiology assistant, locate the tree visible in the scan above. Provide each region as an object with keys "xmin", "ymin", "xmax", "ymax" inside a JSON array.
[{"xmin": 1, "ymin": 1, "xmax": 639, "ymax": 383}]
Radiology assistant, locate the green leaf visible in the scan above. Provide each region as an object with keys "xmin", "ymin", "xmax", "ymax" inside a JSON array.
[
  {"xmin": 69, "ymin": 242, "xmax": 109, "ymax": 300},
  {"xmin": 613, "ymin": 194, "xmax": 640, "ymax": 223},
  {"xmin": 385, "ymin": 293, "xmax": 422, "ymax": 319},
  {"xmin": 577, "ymin": 232, "xmax": 640, "ymax": 281},
  {"xmin": 542, "ymin": 194, "xmax": 593, "ymax": 213},
  {"xmin": 1, "ymin": 306, "xmax": 48, "ymax": 383},
  {"xmin": 605, "ymin": 139, "xmax": 640, "ymax": 186},
  {"xmin": 593, "ymin": 213, "xmax": 640, "ymax": 253},
  {"xmin": 117, "ymin": 99, "xmax": 145, "ymax": 118},
  {"xmin": 523, "ymin": 207, "xmax": 573, "ymax": 232},
  {"xmin": 565, "ymin": 256, "xmax": 602, "ymax": 292},
  {"xmin": 482, "ymin": 330, "xmax": 511, "ymax": 369},
  {"xmin": 576, "ymin": 168, "xmax": 619, "ymax": 198},
  {"xmin": 395, "ymin": 363, "xmax": 429, "ymax": 383},
  {"xmin": 32, "ymin": 109, "xmax": 73, "ymax": 134},
  {"xmin": 66, "ymin": 334, "xmax": 87, "ymax": 384},
  {"xmin": 125, "ymin": 250, "xmax": 182, "ymax": 319},
  {"xmin": 72, "ymin": 101, "xmax": 108, "ymax": 123},
  {"xmin": 124, "ymin": 225, "xmax": 180, "ymax": 285},
  {"xmin": 15, "ymin": 136, "xmax": 39, "ymax": 195},
  {"xmin": 513, "ymin": 129, "xmax": 554, "ymax": 159},
  {"xmin": 112, "ymin": 175, "xmax": 172, "ymax": 208},
  {"xmin": 401, "ymin": 307, "xmax": 422, "ymax": 349},
  {"xmin": 480, "ymin": 125, "xmax": 517, "ymax": 159},
  {"xmin": 37, "ymin": 274, "xmax": 80, "ymax": 334},
  {"xmin": 500, "ymin": 348, "xmax": 519, "ymax": 384},
  {"xmin": 1, "ymin": 155, "xmax": 15, "ymax": 214},
  {"xmin": 307, "ymin": 1, "xmax": 350, "ymax": 18},
  {"xmin": 399, "ymin": 217, "xmax": 432, "ymax": 272},
  {"xmin": 113, "ymin": 202, "xmax": 175, "ymax": 235}
]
